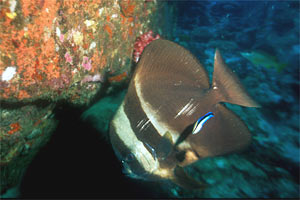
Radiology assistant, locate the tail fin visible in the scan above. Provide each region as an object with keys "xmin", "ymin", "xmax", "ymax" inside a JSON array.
[{"xmin": 212, "ymin": 49, "xmax": 260, "ymax": 108}]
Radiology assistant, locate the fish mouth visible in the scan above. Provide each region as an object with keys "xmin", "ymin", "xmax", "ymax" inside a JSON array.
[{"xmin": 122, "ymin": 168, "xmax": 149, "ymax": 180}]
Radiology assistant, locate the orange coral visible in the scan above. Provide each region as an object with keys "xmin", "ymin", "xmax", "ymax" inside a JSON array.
[
  {"xmin": 34, "ymin": 119, "xmax": 42, "ymax": 127},
  {"xmin": 129, "ymin": 27, "xmax": 134, "ymax": 36},
  {"xmin": 104, "ymin": 25, "xmax": 113, "ymax": 39},
  {"xmin": 45, "ymin": 61, "xmax": 60, "ymax": 80},
  {"xmin": 8, "ymin": 122, "xmax": 21, "ymax": 135},
  {"xmin": 18, "ymin": 90, "xmax": 31, "ymax": 99},
  {"xmin": 91, "ymin": 51, "xmax": 102, "ymax": 72},
  {"xmin": 120, "ymin": 0, "xmax": 136, "ymax": 17},
  {"xmin": 108, "ymin": 71, "xmax": 128, "ymax": 83},
  {"xmin": 21, "ymin": 0, "xmax": 39, "ymax": 18},
  {"xmin": 0, "ymin": 0, "xmax": 156, "ymax": 102},
  {"xmin": 106, "ymin": 15, "xmax": 111, "ymax": 22},
  {"xmin": 98, "ymin": 48, "xmax": 107, "ymax": 69},
  {"xmin": 0, "ymin": 0, "xmax": 61, "ymax": 99}
]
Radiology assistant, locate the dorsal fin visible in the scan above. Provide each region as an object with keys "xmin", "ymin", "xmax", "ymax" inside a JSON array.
[{"xmin": 213, "ymin": 49, "xmax": 260, "ymax": 107}]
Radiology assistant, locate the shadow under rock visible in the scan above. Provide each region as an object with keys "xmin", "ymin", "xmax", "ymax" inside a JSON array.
[{"xmin": 20, "ymin": 104, "xmax": 167, "ymax": 198}]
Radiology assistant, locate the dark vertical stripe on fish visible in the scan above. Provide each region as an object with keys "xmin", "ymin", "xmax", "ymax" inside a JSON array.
[{"xmin": 123, "ymin": 79, "xmax": 166, "ymax": 160}]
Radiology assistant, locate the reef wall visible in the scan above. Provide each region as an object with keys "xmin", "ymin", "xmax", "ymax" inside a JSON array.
[{"xmin": 0, "ymin": 0, "xmax": 160, "ymax": 195}]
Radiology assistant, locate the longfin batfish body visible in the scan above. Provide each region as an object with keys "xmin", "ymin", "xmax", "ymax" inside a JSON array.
[{"xmin": 109, "ymin": 39, "xmax": 260, "ymax": 189}]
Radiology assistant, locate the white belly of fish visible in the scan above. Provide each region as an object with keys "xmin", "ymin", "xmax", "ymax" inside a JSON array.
[{"xmin": 112, "ymin": 102, "xmax": 159, "ymax": 175}]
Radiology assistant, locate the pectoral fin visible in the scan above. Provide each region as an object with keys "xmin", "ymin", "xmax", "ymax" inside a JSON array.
[{"xmin": 156, "ymin": 131, "xmax": 174, "ymax": 159}]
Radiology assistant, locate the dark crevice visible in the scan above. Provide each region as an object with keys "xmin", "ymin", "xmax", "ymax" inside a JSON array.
[{"xmin": 19, "ymin": 103, "xmax": 167, "ymax": 198}]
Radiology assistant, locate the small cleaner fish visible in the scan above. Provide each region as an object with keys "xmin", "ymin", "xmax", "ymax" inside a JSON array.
[
  {"xmin": 241, "ymin": 50, "xmax": 287, "ymax": 72},
  {"xmin": 109, "ymin": 39, "xmax": 260, "ymax": 189}
]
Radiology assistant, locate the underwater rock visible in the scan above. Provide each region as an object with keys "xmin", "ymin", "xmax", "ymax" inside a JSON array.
[
  {"xmin": 0, "ymin": 0, "xmax": 160, "ymax": 196},
  {"xmin": 82, "ymin": 89, "xmax": 127, "ymax": 135},
  {"xmin": 0, "ymin": 0, "xmax": 158, "ymax": 105},
  {"xmin": 0, "ymin": 104, "xmax": 57, "ymax": 196}
]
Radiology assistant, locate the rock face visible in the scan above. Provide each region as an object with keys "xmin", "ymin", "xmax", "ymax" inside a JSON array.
[
  {"xmin": 0, "ymin": 103, "xmax": 57, "ymax": 197},
  {"xmin": 0, "ymin": 0, "xmax": 158, "ymax": 104},
  {"xmin": 0, "ymin": 0, "xmax": 159, "ymax": 196}
]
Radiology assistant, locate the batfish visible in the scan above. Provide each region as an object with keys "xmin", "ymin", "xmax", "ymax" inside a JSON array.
[{"xmin": 109, "ymin": 39, "xmax": 260, "ymax": 189}]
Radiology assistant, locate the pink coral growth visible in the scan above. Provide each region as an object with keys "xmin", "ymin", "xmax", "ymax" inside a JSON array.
[
  {"xmin": 48, "ymin": 74, "xmax": 70, "ymax": 90},
  {"xmin": 82, "ymin": 56, "xmax": 92, "ymax": 71},
  {"xmin": 59, "ymin": 34, "xmax": 64, "ymax": 43},
  {"xmin": 133, "ymin": 30, "xmax": 160, "ymax": 63},
  {"xmin": 81, "ymin": 74, "xmax": 105, "ymax": 84},
  {"xmin": 65, "ymin": 52, "xmax": 72, "ymax": 64}
]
